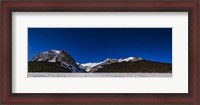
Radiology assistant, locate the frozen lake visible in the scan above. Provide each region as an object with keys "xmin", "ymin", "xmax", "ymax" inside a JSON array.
[{"xmin": 28, "ymin": 73, "xmax": 172, "ymax": 77}]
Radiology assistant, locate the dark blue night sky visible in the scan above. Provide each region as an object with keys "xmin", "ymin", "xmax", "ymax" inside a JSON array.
[{"xmin": 28, "ymin": 28, "xmax": 172, "ymax": 63}]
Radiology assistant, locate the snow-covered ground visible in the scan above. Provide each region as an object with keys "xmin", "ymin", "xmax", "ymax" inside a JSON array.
[{"xmin": 28, "ymin": 73, "xmax": 172, "ymax": 77}]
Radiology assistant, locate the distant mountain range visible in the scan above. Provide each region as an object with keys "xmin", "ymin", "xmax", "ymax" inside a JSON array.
[{"xmin": 28, "ymin": 50, "xmax": 172, "ymax": 73}]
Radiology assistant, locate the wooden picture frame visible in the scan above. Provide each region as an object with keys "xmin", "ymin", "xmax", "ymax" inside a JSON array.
[{"xmin": 1, "ymin": 0, "xmax": 199, "ymax": 104}]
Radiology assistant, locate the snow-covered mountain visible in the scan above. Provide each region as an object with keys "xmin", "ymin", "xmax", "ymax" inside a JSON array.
[
  {"xmin": 80, "ymin": 62, "xmax": 102, "ymax": 72},
  {"xmin": 30, "ymin": 50, "xmax": 142, "ymax": 73},
  {"xmin": 31, "ymin": 50, "xmax": 85, "ymax": 72},
  {"xmin": 80, "ymin": 57, "xmax": 142, "ymax": 72}
]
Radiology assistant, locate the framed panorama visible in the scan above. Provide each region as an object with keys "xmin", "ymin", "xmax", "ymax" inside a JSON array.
[{"xmin": 1, "ymin": 0, "xmax": 200, "ymax": 104}]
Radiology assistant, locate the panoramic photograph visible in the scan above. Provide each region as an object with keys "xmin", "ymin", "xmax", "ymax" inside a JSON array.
[{"xmin": 28, "ymin": 28, "xmax": 172, "ymax": 77}]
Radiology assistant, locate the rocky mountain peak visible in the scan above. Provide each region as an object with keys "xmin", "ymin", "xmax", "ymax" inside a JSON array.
[{"xmin": 31, "ymin": 50, "xmax": 84, "ymax": 72}]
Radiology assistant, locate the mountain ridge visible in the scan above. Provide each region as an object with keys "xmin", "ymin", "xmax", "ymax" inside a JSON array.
[{"xmin": 29, "ymin": 50, "xmax": 172, "ymax": 73}]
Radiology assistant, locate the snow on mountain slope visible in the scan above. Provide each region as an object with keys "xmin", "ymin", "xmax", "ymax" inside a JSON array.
[
  {"xmin": 80, "ymin": 57, "xmax": 142, "ymax": 72},
  {"xmin": 80, "ymin": 62, "xmax": 103, "ymax": 72},
  {"xmin": 118, "ymin": 57, "xmax": 142, "ymax": 62}
]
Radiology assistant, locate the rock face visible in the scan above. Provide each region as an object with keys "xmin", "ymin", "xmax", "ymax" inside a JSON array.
[{"xmin": 31, "ymin": 50, "xmax": 84, "ymax": 72}]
